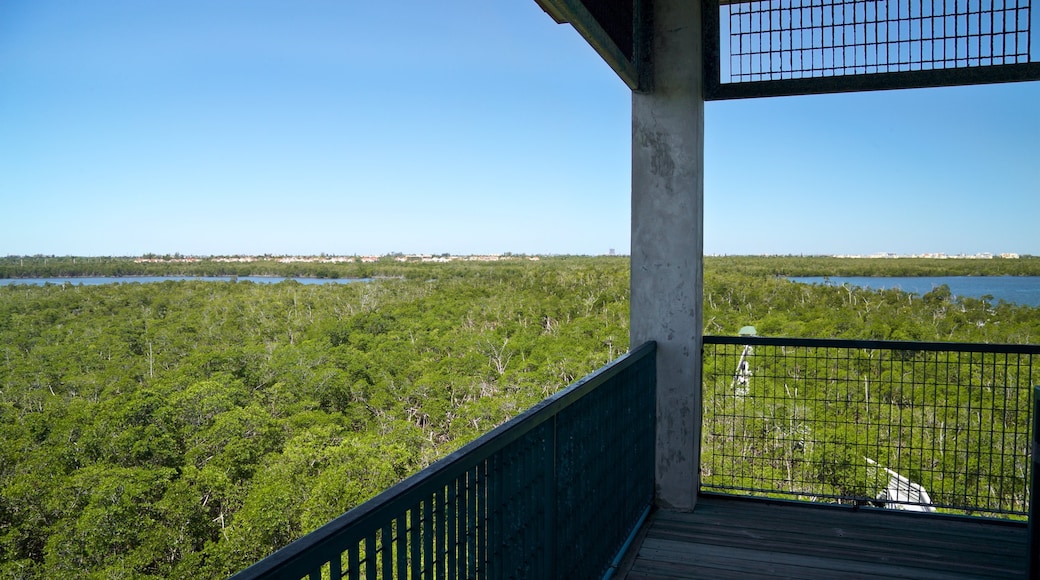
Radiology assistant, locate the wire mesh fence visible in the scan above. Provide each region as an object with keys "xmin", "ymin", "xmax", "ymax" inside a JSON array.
[
  {"xmin": 702, "ymin": 336, "xmax": 1040, "ymax": 517},
  {"xmin": 720, "ymin": 0, "xmax": 1035, "ymax": 82}
]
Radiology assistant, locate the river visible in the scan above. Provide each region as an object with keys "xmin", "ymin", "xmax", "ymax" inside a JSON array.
[
  {"xmin": 4, "ymin": 274, "xmax": 1037, "ymax": 307},
  {"xmin": 0, "ymin": 276, "xmax": 371, "ymax": 286},
  {"xmin": 788, "ymin": 276, "xmax": 1040, "ymax": 307}
]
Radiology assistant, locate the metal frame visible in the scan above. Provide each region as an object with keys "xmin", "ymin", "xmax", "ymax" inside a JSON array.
[
  {"xmin": 535, "ymin": 0, "xmax": 653, "ymax": 91},
  {"xmin": 703, "ymin": 0, "xmax": 1040, "ymax": 100},
  {"xmin": 701, "ymin": 335, "xmax": 1040, "ymax": 516}
]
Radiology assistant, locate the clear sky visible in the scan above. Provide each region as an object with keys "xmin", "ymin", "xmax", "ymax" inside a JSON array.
[{"xmin": 2, "ymin": 1, "xmax": 1038, "ymax": 257}]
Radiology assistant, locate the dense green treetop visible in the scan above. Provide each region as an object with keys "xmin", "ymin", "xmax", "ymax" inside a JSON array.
[
  {"xmin": 0, "ymin": 257, "xmax": 1036, "ymax": 578},
  {"xmin": 3, "ymin": 254, "xmax": 1040, "ymax": 280},
  {"xmin": 706, "ymin": 255, "xmax": 1040, "ymax": 277},
  {"xmin": 1, "ymin": 260, "xmax": 630, "ymax": 578}
]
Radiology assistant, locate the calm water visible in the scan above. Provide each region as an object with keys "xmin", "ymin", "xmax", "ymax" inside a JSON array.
[
  {"xmin": 0, "ymin": 276, "xmax": 371, "ymax": 286},
  {"xmin": 5, "ymin": 275, "xmax": 1037, "ymax": 307},
  {"xmin": 789, "ymin": 276, "xmax": 1040, "ymax": 308}
]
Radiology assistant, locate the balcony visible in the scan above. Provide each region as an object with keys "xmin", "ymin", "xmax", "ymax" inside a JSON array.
[
  {"xmin": 232, "ymin": 336, "xmax": 1039, "ymax": 579},
  {"xmin": 625, "ymin": 336, "xmax": 1038, "ymax": 579}
]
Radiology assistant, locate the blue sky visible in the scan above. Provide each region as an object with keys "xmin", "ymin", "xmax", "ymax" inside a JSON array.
[{"xmin": 2, "ymin": 1, "xmax": 1037, "ymax": 257}]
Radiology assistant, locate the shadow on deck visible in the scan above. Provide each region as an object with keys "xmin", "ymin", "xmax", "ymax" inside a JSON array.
[{"xmin": 618, "ymin": 494, "xmax": 1028, "ymax": 579}]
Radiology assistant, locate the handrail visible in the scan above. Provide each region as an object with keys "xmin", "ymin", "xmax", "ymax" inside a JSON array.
[
  {"xmin": 232, "ymin": 341, "xmax": 656, "ymax": 579},
  {"xmin": 705, "ymin": 334, "xmax": 1040, "ymax": 355}
]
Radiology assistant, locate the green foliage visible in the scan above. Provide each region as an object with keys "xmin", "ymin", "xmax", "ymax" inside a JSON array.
[
  {"xmin": 0, "ymin": 258, "xmax": 630, "ymax": 577},
  {"xmin": 703, "ymin": 272, "xmax": 1039, "ymax": 344},
  {"xmin": 706, "ymin": 254, "xmax": 1040, "ymax": 277},
  {"xmin": 0, "ymin": 256, "xmax": 1037, "ymax": 576}
]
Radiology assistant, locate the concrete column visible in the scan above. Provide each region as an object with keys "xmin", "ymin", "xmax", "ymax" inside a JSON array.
[{"xmin": 630, "ymin": 0, "xmax": 704, "ymax": 512}]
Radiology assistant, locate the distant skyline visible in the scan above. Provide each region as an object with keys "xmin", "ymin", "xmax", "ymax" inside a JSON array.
[{"xmin": 2, "ymin": 2, "xmax": 1038, "ymax": 257}]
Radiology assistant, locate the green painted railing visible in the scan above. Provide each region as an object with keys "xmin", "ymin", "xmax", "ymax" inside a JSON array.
[{"xmin": 232, "ymin": 341, "xmax": 656, "ymax": 580}]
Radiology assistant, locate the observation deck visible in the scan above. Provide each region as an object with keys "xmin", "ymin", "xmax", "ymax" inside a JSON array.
[{"xmin": 232, "ymin": 337, "xmax": 1039, "ymax": 579}]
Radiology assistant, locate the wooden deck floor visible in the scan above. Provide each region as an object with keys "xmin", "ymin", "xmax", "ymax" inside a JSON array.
[{"xmin": 617, "ymin": 494, "xmax": 1028, "ymax": 579}]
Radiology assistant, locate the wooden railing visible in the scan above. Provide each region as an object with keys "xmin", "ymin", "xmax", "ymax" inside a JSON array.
[{"xmin": 232, "ymin": 341, "xmax": 656, "ymax": 580}]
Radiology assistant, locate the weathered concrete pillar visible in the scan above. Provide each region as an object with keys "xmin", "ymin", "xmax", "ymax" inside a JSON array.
[{"xmin": 630, "ymin": 0, "xmax": 704, "ymax": 512}]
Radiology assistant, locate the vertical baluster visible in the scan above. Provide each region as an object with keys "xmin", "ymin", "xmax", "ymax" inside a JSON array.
[
  {"xmin": 515, "ymin": 441, "xmax": 522, "ymax": 578},
  {"xmin": 499, "ymin": 449, "xmax": 511, "ymax": 580},
  {"xmin": 330, "ymin": 552, "xmax": 343, "ymax": 580},
  {"xmin": 435, "ymin": 486, "xmax": 446, "ymax": 580},
  {"xmin": 448, "ymin": 477, "xmax": 458, "ymax": 578},
  {"xmin": 474, "ymin": 461, "xmax": 485, "ymax": 580},
  {"xmin": 461, "ymin": 468, "xmax": 473, "ymax": 580},
  {"xmin": 410, "ymin": 506, "xmax": 421, "ymax": 580},
  {"xmin": 524, "ymin": 436, "xmax": 535, "ymax": 577},
  {"xmin": 365, "ymin": 534, "xmax": 377, "ymax": 580},
  {"xmin": 519, "ymin": 439, "xmax": 530, "ymax": 577},
  {"xmin": 546, "ymin": 415, "xmax": 557, "ymax": 579},
  {"xmin": 396, "ymin": 512, "xmax": 408, "ymax": 579},
  {"xmin": 599, "ymin": 388, "xmax": 610, "ymax": 565},
  {"xmin": 518, "ymin": 441, "xmax": 527, "ymax": 577},
  {"xmin": 381, "ymin": 522, "xmax": 393, "ymax": 579},
  {"xmin": 534, "ymin": 433, "xmax": 542, "ymax": 576},
  {"xmin": 599, "ymin": 377, "xmax": 613, "ymax": 568},
  {"xmin": 348, "ymin": 540, "xmax": 361, "ymax": 580},
  {"xmin": 423, "ymin": 496, "xmax": 434, "ymax": 579},
  {"xmin": 490, "ymin": 453, "xmax": 502, "ymax": 580}
]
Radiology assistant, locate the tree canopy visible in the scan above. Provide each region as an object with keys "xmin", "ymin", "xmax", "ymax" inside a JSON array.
[{"xmin": 1, "ymin": 256, "xmax": 1037, "ymax": 577}]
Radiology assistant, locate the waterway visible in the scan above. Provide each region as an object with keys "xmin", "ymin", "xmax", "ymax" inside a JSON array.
[
  {"xmin": 0, "ymin": 276, "xmax": 371, "ymax": 286},
  {"xmin": 4, "ymin": 275, "xmax": 1037, "ymax": 307},
  {"xmin": 788, "ymin": 276, "xmax": 1040, "ymax": 308}
]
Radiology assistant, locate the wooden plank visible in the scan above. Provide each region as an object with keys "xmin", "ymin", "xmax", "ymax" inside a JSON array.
[
  {"xmin": 672, "ymin": 497, "xmax": 1028, "ymax": 550},
  {"xmin": 619, "ymin": 496, "xmax": 1029, "ymax": 579},
  {"xmin": 702, "ymin": 497, "xmax": 1024, "ymax": 531},
  {"xmin": 649, "ymin": 508, "xmax": 1026, "ymax": 550},
  {"xmin": 635, "ymin": 540, "xmax": 967, "ymax": 580},
  {"xmin": 687, "ymin": 496, "xmax": 1027, "ymax": 532},
  {"xmin": 640, "ymin": 528, "xmax": 1020, "ymax": 576},
  {"xmin": 647, "ymin": 515, "xmax": 1025, "ymax": 563},
  {"xmin": 672, "ymin": 513, "xmax": 1022, "ymax": 574},
  {"xmin": 627, "ymin": 558, "xmax": 788, "ymax": 580}
]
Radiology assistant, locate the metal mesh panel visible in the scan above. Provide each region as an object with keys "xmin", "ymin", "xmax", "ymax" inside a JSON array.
[
  {"xmin": 702, "ymin": 337, "xmax": 1039, "ymax": 517},
  {"xmin": 723, "ymin": 0, "xmax": 1033, "ymax": 82}
]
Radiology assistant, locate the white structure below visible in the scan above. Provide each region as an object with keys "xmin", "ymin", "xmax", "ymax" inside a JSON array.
[{"xmin": 866, "ymin": 457, "xmax": 936, "ymax": 513}]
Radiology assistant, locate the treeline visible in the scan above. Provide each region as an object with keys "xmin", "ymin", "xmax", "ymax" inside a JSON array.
[
  {"xmin": 708, "ymin": 255, "xmax": 1040, "ymax": 277},
  {"xmin": 703, "ymin": 271, "xmax": 1039, "ymax": 344},
  {"xmin": 0, "ymin": 255, "xmax": 599, "ymax": 281},
  {"xmin": 4, "ymin": 254, "xmax": 1040, "ymax": 281},
  {"xmin": 1, "ymin": 258, "xmax": 1038, "ymax": 578}
]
